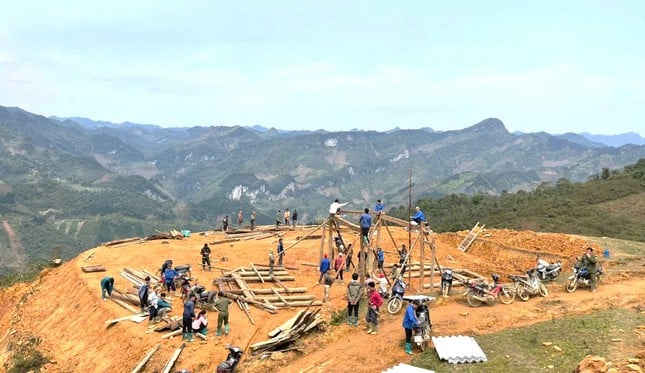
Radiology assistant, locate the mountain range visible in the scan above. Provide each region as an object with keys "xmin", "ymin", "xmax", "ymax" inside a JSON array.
[{"xmin": 1, "ymin": 105, "xmax": 644, "ymax": 270}]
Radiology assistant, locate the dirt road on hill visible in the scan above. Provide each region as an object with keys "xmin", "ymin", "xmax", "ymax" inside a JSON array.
[{"xmin": 0, "ymin": 227, "xmax": 642, "ymax": 372}]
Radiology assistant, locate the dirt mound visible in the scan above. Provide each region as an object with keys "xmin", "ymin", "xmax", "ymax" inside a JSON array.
[{"xmin": 0, "ymin": 227, "xmax": 639, "ymax": 372}]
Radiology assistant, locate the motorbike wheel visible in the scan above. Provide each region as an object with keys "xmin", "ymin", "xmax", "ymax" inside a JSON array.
[
  {"xmin": 498, "ymin": 286, "xmax": 515, "ymax": 305},
  {"xmin": 387, "ymin": 297, "xmax": 403, "ymax": 314},
  {"xmin": 517, "ymin": 285, "xmax": 530, "ymax": 302},
  {"xmin": 538, "ymin": 283, "xmax": 548, "ymax": 297},
  {"xmin": 565, "ymin": 278, "xmax": 578, "ymax": 293},
  {"xmin": 466, "ymin": 291, "xmax": 482, "ymax": 307}
]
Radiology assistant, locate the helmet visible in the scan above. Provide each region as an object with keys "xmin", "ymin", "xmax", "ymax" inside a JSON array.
[{"xmin": 491, "ymin": 273, "xmax": 500, "ymax": 283}]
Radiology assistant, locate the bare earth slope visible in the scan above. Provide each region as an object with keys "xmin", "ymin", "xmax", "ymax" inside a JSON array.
[{"xmin": 0, "ymin": 226, "xmax": 643, "ymax": 372}]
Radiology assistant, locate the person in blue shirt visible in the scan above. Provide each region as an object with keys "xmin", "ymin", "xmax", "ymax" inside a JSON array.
[
  {"xmin": 183, "ymin": 294, "xmax": 196, "ymax": 342},
  {"xmin": 359, "ymin": 208, "xmax": 372, "ymax": 244},
  {"xmin": 374, "ymin": 199, "xmax": 384, "ymax": 216},
  {"xmin": 402, "ymin": 300, "xmax": 420, "ymax": 354},
  {"xmin": 277, "ymin": 237, "xmax": 285, "ymax": 266},
  {"xmin": 410, "ymin": 207, "xmax": 426, "ymax": 226},
  {"xmin": 376, "ymin": 247, "xmax": 385, "ymax": 270},
  {"xmin": 318, "ymin": 253, "xmax": 331, "ymax": 284},
  {"xmin": 164, "ymin": 267, "xmax": 180, "ymax": 293}
]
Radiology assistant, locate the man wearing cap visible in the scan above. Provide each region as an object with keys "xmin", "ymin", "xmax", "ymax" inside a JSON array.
[
  {"xmin": 318, "ymin": 253, "xmax": 331, "ymax": 284},
  {"xmin": 268, "ymin": 249, "xmax": 276, "ymax": 276},
  {"xmin": 580, "ymin": 247, "xmax": 599, "ymax": 292},
  {"xmin": 410, "ymin": 207, "xmax": 426, "ymax": 226}
]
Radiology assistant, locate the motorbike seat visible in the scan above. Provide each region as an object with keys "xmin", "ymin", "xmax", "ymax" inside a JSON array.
[{"xmin": 546, "ymin": 264, "xmax": 559, "ymax": 271}]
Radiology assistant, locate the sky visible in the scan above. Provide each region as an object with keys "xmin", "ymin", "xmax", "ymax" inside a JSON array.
[{"xmin": 0, "ymin": 1, "xmax": 644, "ymax": 135}]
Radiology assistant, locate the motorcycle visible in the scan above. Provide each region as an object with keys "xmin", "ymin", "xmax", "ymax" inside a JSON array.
[
  {"xmin": 564, "ymin": 258, "xmax": 604, "ymax": 293},
  {"xmin": 216, "ymin": 345, "xmax": 244, "ymax": 373},
  {"xmin": 402, "ymin": 295, "xmax": 435, "ymax": 351},
  {"xmin": 440, "ymin": 268, "xmax": 453, "ymax": 297},
  {"xmin": 509, "ymin": 269, "xmax": 548, "ymax": 301},
  {"xmin": 386, "ymin": 277, "xmax": 406, "ymax": 314},
  {"xmin": 463, "ymin": 274, "xmax": 515, "ymax": 307},
  {"xmin": 535, "ymin": 258, "xmax": 562, "ymax": 283}
]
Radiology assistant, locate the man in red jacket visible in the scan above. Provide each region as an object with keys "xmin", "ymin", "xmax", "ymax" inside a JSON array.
[{"xmin": 366, "ymin": 282, "xmax": 383, "ymax": 334}]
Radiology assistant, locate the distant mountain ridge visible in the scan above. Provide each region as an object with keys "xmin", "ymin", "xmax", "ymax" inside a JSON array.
[{"xmin": 1, "ymin": 105, "xmax": 644, "ymax": 270}]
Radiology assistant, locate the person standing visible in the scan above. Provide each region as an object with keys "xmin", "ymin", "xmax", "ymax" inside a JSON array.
[
  {"xmin": 100, "ymin": 276, "xmax": 114, "ymax": 301},
  {"xmin": 292, "ymin": 209, "xmax": 298, "ymax": 227},
  {"xmin": 580, "ymin": 247, "xmax": 599, "ymax": 292},
  {"xmin": 138, "ymin": 276, "xmax": 151, "ymax": 313},
  {"xmin": 322, "ymin": 269, "xmax": 334, "ymax": 302},
  {"xmin": 334, "ymin": 253, "xmax": 344, "ymax": 282},
  {"xmin": 345, "ymin": 244, "xmax": 355, "ymax": 271},
  {"xmin": 182, "ymin": 294, "xmax": 196, "ymax": 341},
  {"xmin": 410, "ymin": 207, "xmax": 426, "ymax": 226},
  {"xmin": 213, "ymin": 291, "xmax": 232, "ymax": 336},
  {"xmin": 346, "ymin": 272, "xmax": 362, "ymax": 326},
  {"xmin": 374, "ymin": 199, "xmax": 385, "ymax": 216},
  {"xmin": 268, "ymin": 250, "xmax": 275, "ymax": 276},
  {"xmin": 200, "ymin": 243, "xmax": 212, "ymax": 271},
  {"xmin": 275, "ymin": 210, "xmax": 282, "ymax": 228},
  {"xmin": 402, "ymin": 300, "xmax": 420, "ymax": 354},
  {"xmin": 284, "ymin": 208, "xmax": 291, "ymax": 227},
  {"xmin": 148, "ymin": 288, "xmax": 160, "ymax": 323},
  {"xmin": 222, "ymin": 215, "xmax": 229, "ymax": 232},
  {"xmin": 237, "ymin": 211, "xmax": 244, "ymax": 227},
  {"xmin": 250, "ymin": 210, "xmax": 257, "ymax": 230},
  {"xmin": 398, "ymin": 244, "xmax": 408, "ymax": 265},
  {"xmin": 359, "ymin": 208, "xmax": 372, "ymax": 244},
  {"xmin": 318, "ymin": 253, "xmax": 331, "ymax": 284},
  {"xmin": 376, "ymin": 247, "xmax": 385, "ymax": 271},
  {"xmin": 329, "ymin": 199, "xmax": 348, "ymax": 217},
  {"xmin": 164, "ymin": 266, "xmax": 180, "ymax": 293},
  {"xmin": 277, "ymin": 238, "xmax": 284, "ymax": 266},
  {"xmin": 366, "ymin": 282, "xmax": 383, "ymax": 335}
]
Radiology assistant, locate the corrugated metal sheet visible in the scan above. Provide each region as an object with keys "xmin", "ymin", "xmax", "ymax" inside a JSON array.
[
  {"xmin": 431, "ymin": 335, "xmax": 487, "ymax": 364},
  {"xmin": 381, "ymin": 363, "xmax": 435, "ymax": 373}
]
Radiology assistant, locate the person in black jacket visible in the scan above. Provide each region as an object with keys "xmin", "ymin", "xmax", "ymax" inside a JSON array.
[{"xmin": 200, "ymin": 243, "xmax": 212, "ymax": 271}]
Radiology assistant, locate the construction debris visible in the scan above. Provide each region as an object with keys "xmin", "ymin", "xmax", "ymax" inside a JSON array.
[
  {"xmin": 131, "ymin": 344, "xmax": 160, "ymax": 373},
  {"xmin": 250, "ymin": 308, "xmax": 325, "ymax": 356},
  {"xmin": 81, "ymin": 265, "xmax": 106, "ymax": 273}
]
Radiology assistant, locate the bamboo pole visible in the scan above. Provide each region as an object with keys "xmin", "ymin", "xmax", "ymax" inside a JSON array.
[
  {"xmin": 223, "ymin": 287, "xmax": 307, "ymax": 295},
  {"xmin": 271, "ymin": 287, "xmax": 291, "ymax": 308},
  {"xmin": 281, "ymin": 220, "xmax": 326, "ymax": 254},
  {"xmin": 250, "ymin": 263, "xmax": 265, "ymax": 284},
  {"xmin": 131, "ymin": 344, "xmax": 160, "ymax": 373}
]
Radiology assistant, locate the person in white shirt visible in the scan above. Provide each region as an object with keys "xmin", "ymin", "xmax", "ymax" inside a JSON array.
[{"xmin": 329, "ymin": 199, "xmax": 348, "ymax": 217}]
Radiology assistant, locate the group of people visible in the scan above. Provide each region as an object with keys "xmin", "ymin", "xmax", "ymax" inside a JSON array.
[
  {"xmin": 222, "ymin": 210, "xmax": 258, "ymax": 231},
  {"xmin": 276, "ymin": 208, "xmax": 299, "ymax": 228}
]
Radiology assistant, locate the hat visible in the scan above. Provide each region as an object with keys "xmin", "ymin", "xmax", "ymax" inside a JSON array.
[
  {"xmin": 339, "ymin": 253, "xmax": 343, "ymax": 257},
  {"xmin": 415, "ymin": 206, "xmax": 420, "ymax": 211}
]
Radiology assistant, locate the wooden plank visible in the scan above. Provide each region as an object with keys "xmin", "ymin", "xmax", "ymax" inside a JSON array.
[
  {"xmin": 250, "ymin": 263, "xmax": 266, "ymax": 284},
  {"xmin": 223, "ymin": 287, "xmax": 307, "ymax": 295},
  {"xmin": 131, "ymin": 344, "xmax": 160, "ymax": 373},
  {"xmin": 271, "ymin": 287, "xmax": 291, "ymax": 308},
  {"xmin": 161, "ymin": 343, "xmax": 186, "ymax": 373},
  {"xmin": 82, "ymin": 265, "xmax": 106, "ymax": 273},
  {"xmin": 111, "ymin": 298, "xmax": 140, "ymax": 314},
  {"xmin": 83, "ymin": 252, "xmax": 95, "ymax": 262},
  {"xmin": 105, "ymin": 313, "xmax": 148, "ymax": 327},
  {"xmin": 268, "ymin": 310, "xmax": 305, "ymax": 337},
  {"xmin": 161, "ymin": 329, "xmax": 182, "ymax": 339},
  {"xmin": 271, "ymin": 275, "xmax": 289, "ymax": 291}
]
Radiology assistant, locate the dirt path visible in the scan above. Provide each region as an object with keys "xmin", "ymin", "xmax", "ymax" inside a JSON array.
[{"xmin": 281, "ymin": 278, "xmax": 645, "ymax": 373}]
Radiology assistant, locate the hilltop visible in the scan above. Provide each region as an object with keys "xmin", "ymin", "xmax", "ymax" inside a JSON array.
[{"xmin": 1, "ymin": 224, "xmax": 644, "ymax": 372}]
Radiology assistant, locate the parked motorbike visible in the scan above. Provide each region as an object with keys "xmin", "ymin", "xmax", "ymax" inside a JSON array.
[
  {"xmin": 386, "ymin": 277, "xmax": 406, "ymax": 314},
  {"xmin": 440, "ymin": 268, "xmax": 453, "ymax": 297},
  {"xmin": 402, "ymin": 295, "xmax": 435, "ymax": 351},
  {"xmin": 216, "ymin": 345, "xmax": 244, "ymax": 373},
  {"xmin": 463, "ymin": 274, "xmax": 515, "ymax": 307},
  {"xmin": 564, "ymin": 258, "xmax": 604, "ymax": 293},
  {"xmin": 535, "ymin": 258, "xmax": 562, "ymax": 282},
  {"xmin": 509, "ymin": 269, "xmax": 548, "ymax": 301}
]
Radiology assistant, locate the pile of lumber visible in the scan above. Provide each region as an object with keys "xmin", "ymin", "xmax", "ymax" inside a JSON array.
[
  {"xmin": 81, "ymin": 265, "xmax": 106, "ymax": 273},
  {"xmin": 146, "ymin": 230, "xmax": 184, "ymax": 241},
  {"xmin": 119, "ymin": 267, "xmax": 160, "ymax": 288},
  {"xmin": 250, "ymin": 309, "xmax": 325, "ymax": 356}
]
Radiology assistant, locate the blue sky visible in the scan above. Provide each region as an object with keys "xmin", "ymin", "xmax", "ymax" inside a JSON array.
[{"xmin": 1, "ymin": 1, "xmax": 643, "ymax": 134}]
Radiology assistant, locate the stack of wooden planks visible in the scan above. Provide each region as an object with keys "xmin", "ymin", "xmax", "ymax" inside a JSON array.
[{"xmin": 250, "ymin": 308, "xmax": 325, "ymax": 356}]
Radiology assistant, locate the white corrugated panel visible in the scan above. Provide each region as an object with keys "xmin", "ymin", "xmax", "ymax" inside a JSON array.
[
  {"xmin": 431, "ymin": 335, "xmax": 487, "ymax": 364},
  {"xmin": 381, "ymin": 363, "xmax": 435, "ymax": 373}
]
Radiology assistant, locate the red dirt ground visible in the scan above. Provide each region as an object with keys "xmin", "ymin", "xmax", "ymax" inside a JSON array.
[{"xmin": 0, "ymin": 226, "xmax": 643, "ymax": 372}]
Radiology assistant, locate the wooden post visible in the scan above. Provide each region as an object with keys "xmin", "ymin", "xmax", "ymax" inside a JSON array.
[
  {"xmin": 359, "ymin": 227, "xmax": 366, "ymax": 286},
  {"xmin": 420, "ymin": 222, "xmax": 425, "ymax": 291},
  {"xmin": 430, "ymin": 234, "xmax": 436, "ymax": 292},
  {"xmin": 161, "ymin": 343, "xmax": 186, "ymax": 373},
  {"xmin": 319, "ymin": 224, "xmax": 326, "ymax": 264},
  {"xmin": 328, "ymin": 217, "xmax": 334, "ymax": 260}
]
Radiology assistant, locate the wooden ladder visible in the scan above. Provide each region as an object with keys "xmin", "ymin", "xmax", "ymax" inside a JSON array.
[{"xmin": 458, "ymin": 222, "xmax": 485, "ymax": 252}]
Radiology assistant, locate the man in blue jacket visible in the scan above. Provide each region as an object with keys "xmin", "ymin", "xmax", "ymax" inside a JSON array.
[
  {"xmin": 318, "ymin": 253, "xmax": 330, "ymax": 284},
  {"xmin": 410, "ymin": 207, "xmax": 426, "ymax": 226},
  {"xmin": 402, "ymin": 300, "xmax": 420, "ymax": 354},
  {"xmin": 359, "ymin": 208, "xmax": 372, "ymax": 244},
  {"xmin": 374, "ymin": 199, "xmax": 384, "ymax": 216}
]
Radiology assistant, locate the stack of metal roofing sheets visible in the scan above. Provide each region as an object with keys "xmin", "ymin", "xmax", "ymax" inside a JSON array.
[
  {"xmin": 381, "ymin": 363, "xmax": 435, "ymax": 373},
  {"xmin": 431, "ymin": 335, "xmax": 487, "ymax": 364}
]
